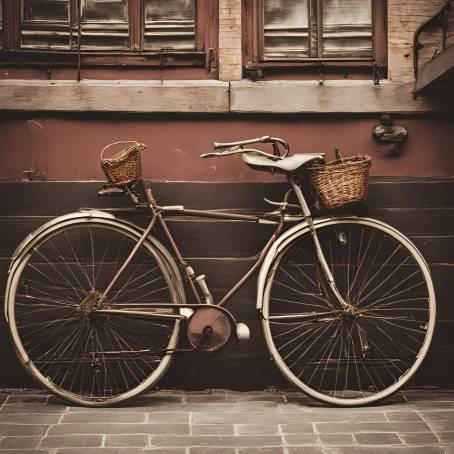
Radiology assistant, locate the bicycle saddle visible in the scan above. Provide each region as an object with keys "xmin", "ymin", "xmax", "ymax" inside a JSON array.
[{"xmin": 242, "ymin": 152, "xmax": 324, "ymax": 173}]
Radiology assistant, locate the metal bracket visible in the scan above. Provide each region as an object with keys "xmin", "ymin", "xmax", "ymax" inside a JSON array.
[{"xmin": 372, "ymin": 114, "xmax": 408, "ymax": 154}]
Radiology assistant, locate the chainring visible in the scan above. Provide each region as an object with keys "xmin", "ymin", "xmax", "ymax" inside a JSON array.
[{"xmin": 187, "ymin": 306, "xmax": 233, "ymax": 352}]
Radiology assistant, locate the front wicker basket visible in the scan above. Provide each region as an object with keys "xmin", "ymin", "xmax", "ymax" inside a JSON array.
[
  {"xmin": 308, "ymin": 155, "xmax": 372, "ymax": 209},
  {"xmin": 100, "ymin": 141, "xmax": 145, "ymax": 185}
]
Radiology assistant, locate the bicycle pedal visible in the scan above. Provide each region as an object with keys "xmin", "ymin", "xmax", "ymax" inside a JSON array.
[{"xmin": 236, "ymin": 322, "xmax": 250, "ymax": 342}]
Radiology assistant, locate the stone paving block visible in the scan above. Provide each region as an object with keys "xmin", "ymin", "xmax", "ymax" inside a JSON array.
[
  {"xmin": 147, "ymin": 412, "xmax": 190, "ymax": 424},
  {"xmin": 318, "ymin": 434, "xmax": 356, "ymax": 445},
  {"xmin": 40, "ymin": 435, "xmax": 103, "ymax": 448},
  {"xmin": 354, "ymin": 432, "xmax": 402, "ymax": 445},
  {"xmin": 104, "ymin": 435, "xmax": 149, "ymax": 448},
  {"xmin": 399, "ymin": 432, "xmax": 439, "ymax": 444},
  {"xmin": 403, "ymin": 391, "xmax": 454, "ymax": 402},
  {"xmin": 0, "ymin": 413, "xmax": 61, "ymax": 424},
  {"xmin": 148, "ymin": 435, "xmax": 283, "ymax": 448},
  {"xmin": 142, "ymin": 449, "xmax": 185, "ymax": 454},
  {"xmin": 225, "ymin": 394, "xmax": 285, "ymax": 403},
  {"xmin": 56, "ymin": 449, "xmax": 142, "ymax": 454},
  {"xmin": 49, "ymin": 423, "xmax": 190, "ymax": 436},
  {"xmin": 408, "ymin": 402, "xmax": 454, "ymax": 410},
  {"xmin": 284, "ymin": 434, "xmax": 320, "ymax": 446},
  {"xmin": 6, "ymin": 394, "xmax": 48, "ymax": 404},
  {"xmin": 185, "ymin": 395, "xmax": 228, "ymax": 403},
  {"xmin": 427, "ymin": 420, "xmax": 454, "ymax": 432},
  {"xmin": 438, "ymin": 431, "xmax": 454, "ymax": 442},
  {"xmin": 48, "ymin": 396, "xmax": 69, "ymax": 405},
  {"xmin": 0, "ymin": 451, "xmax": 50, "ymax": 454},
  {"xmin": 276, "ymin": 403, "xmax": 313, "ymax": 413},
  {"xmin": 1, "ymin": 404, "xmax": 66, "ymax": 414},
  {"xmin": 193, "ymin": 411, "xmax": 385, "ymax": 425},
  {"xmin": 385, "ymin": 412, "xmax": 423, "ymax": 422},
  {"xmin": 442, "ymin": 445, "xmax": 454, "ymax": 454},
  {"xmin": 237, "ymin": 424, "xmax": 279, "ymax": 435},
  {"xmin": 419, "ymin": 410, "xmax": 454, "ymax": 421},
  {"xmin": 300, "ymin": 448, "xmax": 445, "ymax": 454},
  {"xmin": 279, "ymin": 423, "xmax": 314, "ymax": 434},
  {"xmin": 0, "ymin": 436, "xmax": 42, "ymax": 449},
  {"xmin": 0, "ymin": 423, "xmax": 49, "ymax": 436},
  {"xmin": 189, "ymin": 448, "xmax": 235, "ymax": 454},
  {"xmin": 62, "ymin": 412, "xmax": 146, "ymax": 423},
  {"xmin": 237, "ymin": 449, "xmax": 284, "ymax": 454},
  {"xmin": 191, "ymin": 424, "xmax": 234, "ymax": 435},
  {"xmin": 315, "ymin": 422, "xmax": 431, "ymax": 433},
  {"xmin": 67, "ymin": 406, "xmax": 154, "ymax": 413},
  {"xmin": 286, "ymin": 448, "xmax": 324, "ymax": 454}
]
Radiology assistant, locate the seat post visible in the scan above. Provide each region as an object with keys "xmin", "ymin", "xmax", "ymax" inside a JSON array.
[{"xmin": 288, "ymin": 175, "xmax": 312, "ymax": 219}]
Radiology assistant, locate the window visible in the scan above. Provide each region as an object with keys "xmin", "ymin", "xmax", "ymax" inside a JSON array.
[
  {"xmin": 1, "ymin": 0, "xmax": 218, "ymax": 72},
  {"xmin": 244, "ymin": 0, "xmax": 387, "ymax": 78}
]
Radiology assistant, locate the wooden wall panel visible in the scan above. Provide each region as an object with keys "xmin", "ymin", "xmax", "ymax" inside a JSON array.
[{"xmin": 0, "ymin": 178, "xmax": 453, "ymax": 389}]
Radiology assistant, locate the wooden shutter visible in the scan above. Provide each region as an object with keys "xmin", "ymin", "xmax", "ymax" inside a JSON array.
[
  {"xmin": 78, "ymin": 0, "xmax": 129, "ymax": 50},
  {"xmin": 263, "ymin": 0, "xmax": 309, "ymax": 60},
  {"xmin": 321, "ymin": 0, "xmax": 373, "ymax": 58},
  {"xmin": 143, "ymin": 0, "xmax": 195, "ymax": 50},
  {"xmin": 21, "ymin": 0, "xmax": 71, "ymax": 49}
]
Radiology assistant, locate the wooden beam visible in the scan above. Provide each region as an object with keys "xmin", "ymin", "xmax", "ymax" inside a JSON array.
[
  {"xmin": 415, "ymin": 44, "xmax": 454, "ymax": 95},
  {"xmin": 230, "ymin": 80, "xmax": 454, "ymax": 113},
  {"xmin": 0, "ymin": 80, "xmax": 230, "ymax": 113}
]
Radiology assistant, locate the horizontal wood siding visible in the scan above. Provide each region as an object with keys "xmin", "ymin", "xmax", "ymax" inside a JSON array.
[{"xmin": 0, "ymin": 178, "xmax": 453, "ymax": 389}]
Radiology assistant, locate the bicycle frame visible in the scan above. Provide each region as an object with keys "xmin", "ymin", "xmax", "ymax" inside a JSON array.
[{"xmin": 97, "ymin": 177, "xmax": 349, "ymax": 313}]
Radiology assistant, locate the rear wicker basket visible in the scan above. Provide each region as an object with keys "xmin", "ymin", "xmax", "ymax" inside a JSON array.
[
  {"xmin": 100, "ymin": 141, "xmax": 145, "ymax": 185},
  {"xmin": 308, "ymin": 155, "xmax": 372, "ymax": 209}
]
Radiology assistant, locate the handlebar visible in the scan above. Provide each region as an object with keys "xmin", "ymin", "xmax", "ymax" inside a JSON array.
[{"xmin": 204, "ymin": 136, "xmax": 290, "ymax": 159}]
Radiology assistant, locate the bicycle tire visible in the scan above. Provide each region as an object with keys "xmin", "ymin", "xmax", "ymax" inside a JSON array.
[
  {"xmin": 262, "ymin": 217, "xmax": 436, "ymax": 406},
  {"xmin": 6, "ymin": 216, "xmax": 184, "ymax": 406}
]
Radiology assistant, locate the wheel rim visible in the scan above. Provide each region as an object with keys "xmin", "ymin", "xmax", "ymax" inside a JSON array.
[
  {"xmin": 8, "ymin": 220, "xmax": 180, "ymax": 405},
  {"xmin": 263, "ymin": 219, "xmax": 435, "ymax": 405}
]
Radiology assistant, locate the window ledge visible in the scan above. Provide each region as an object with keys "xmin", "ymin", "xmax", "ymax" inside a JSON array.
[
  {"xmin": 230, "ymin": 80, "xmax": 454, "ymax": 113},
  {"xmin": 0, "ymin": 79, "xmax": 230, "ymax": 113}
]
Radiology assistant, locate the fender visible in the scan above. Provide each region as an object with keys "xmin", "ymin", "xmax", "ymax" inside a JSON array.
[
  {"xmin": 4, "ymin": 209, "xmax": 185, "ymax": 322},
  {"xmin": 256, "ymin": 215, "xmax": 431, "ymax": 312}
]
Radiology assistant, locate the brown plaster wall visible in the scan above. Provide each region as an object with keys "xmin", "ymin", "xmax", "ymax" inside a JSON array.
[{"xmin": 0, "ymin": 114, "xmax": 453, "ymax": 182}]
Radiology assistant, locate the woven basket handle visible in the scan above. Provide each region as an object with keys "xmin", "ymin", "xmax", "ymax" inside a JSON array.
[
  {"xmin": 100, "ymin": 141, "xmax": 142, "ymax": 160},
  {"xmin": 334, "ymin": 147, "xmax": 344, "ymax": 164}
]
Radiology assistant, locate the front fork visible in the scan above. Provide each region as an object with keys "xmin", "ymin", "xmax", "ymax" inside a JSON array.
[{"xmin": 288, "ymin": 176, "xmax": 352, "ymax": 312}]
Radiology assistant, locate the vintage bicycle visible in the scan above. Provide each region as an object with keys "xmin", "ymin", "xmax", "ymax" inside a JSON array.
[{"xmin": 4, "ymin": 137, "xmax": 436, "ymax": 407}]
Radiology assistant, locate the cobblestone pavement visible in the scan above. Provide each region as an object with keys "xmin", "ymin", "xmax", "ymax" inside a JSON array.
[{"xmin": 0, "ymin": 389, "xmax": 453, "ymax": 453}]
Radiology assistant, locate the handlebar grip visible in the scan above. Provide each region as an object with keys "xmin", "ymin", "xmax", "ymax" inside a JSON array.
[{"xmin": 200, "ymin": 152, "xmax": 217, "ymax": 159}]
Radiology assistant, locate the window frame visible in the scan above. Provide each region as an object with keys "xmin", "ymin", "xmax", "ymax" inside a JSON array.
[
  {"xmin": 0, "ymin": 0, "xmax": 218, "ymax": 70},
  {"xmin": 243, "ymin": 0, "xmax": 387, "ymax": 78}
]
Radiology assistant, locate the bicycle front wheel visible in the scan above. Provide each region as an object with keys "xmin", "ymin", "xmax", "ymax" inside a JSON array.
[
  {"xmin": 6, "ymin": 217, "xmax": 184, "ymax": 406},
  {"xmin": 262, "ymin": 218, "xmax": 436, "ymax": 406}
]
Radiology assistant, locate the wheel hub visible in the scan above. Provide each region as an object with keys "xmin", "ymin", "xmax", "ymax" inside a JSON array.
[{"xmin": 77, "ymin": 291, "xmax": 110, "ymax": 326}]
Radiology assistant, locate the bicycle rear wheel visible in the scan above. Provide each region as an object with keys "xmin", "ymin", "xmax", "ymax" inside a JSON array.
[
  {"xmin": 262, "ymin": 218, "xmax": 436, "ymax": 406},
  {"xmin": 6, "ymin": 217, "xmax": 184, "ymax": 406}
]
